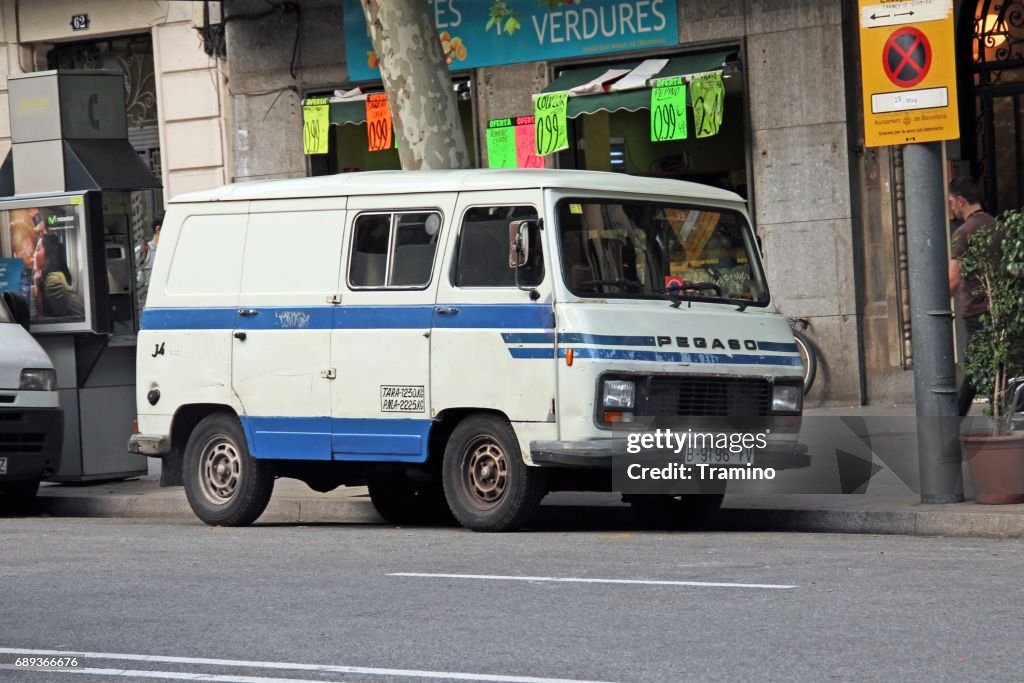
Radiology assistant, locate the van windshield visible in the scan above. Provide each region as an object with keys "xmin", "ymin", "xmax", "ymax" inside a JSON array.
[{"xmin": 556, "ymin": 199, "xmax": 769, "ymax": 306}]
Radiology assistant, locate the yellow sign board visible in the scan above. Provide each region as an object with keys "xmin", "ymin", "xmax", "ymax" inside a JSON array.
[{"xmin": 858, "ymin": 0, "xmax": 959, "ymax": 147}]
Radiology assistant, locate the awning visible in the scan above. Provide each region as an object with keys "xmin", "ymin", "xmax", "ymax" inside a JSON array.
[
  {"xmin": 330, "ymin": 99, "xmax": 368, "ymax": 126},
  {"xmin": 541, "ymin": 50, "xmax": 734, "ymax": 119}
]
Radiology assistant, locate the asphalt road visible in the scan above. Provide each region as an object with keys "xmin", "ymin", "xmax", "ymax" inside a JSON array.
[{"xmin": 1, "ymin": 516, "xmax": 1021, "ymax": 682}]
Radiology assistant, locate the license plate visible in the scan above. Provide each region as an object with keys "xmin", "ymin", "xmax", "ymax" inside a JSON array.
[
  {"xmin": 683, "ymin": 447, "xmax": 755, "ymax": 466},
  {"xmin": 0, "ymin": 457, "xmax": 6, "ymax": 474}
]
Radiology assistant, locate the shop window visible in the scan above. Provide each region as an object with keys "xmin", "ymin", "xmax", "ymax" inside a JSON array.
[
  {"xmin": 454, "ymin": 206, "xmax": 543, "ymax": 288},
  {"xmin": 348, "ymin": 211, "xmax": 442, "ymax": 289}
]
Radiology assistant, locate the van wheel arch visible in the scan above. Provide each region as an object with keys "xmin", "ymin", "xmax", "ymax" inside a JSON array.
[
  {"xmin": 429, "ymin": 408, "xmax": 512, "ymax": 463},
  {"xmin": 163, "ymin": 404, "xmax": 240, "ymax": 487}
]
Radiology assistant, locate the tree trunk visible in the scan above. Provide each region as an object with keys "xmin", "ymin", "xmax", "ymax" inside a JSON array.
[{"xmin": 360, "ymin": 0, "xmax": 470, "ymax": 170}]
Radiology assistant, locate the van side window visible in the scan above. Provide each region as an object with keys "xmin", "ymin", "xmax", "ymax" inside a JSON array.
[
  {"xmin": 349, "ymin": 211, "xmax": 441, "ymax": 289},
  {"xmin": 454, "ymin": 206, "xmax": 543, "ymax": 288}
]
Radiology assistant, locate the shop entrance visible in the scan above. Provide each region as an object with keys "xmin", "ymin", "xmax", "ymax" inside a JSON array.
[
  {"xmin": 544, "ymin": 50, "xmax": 748, "ymax": 198},
  {"xmin": 961, "ymin": 0, "xmax": 1024, "ymax": 213}
]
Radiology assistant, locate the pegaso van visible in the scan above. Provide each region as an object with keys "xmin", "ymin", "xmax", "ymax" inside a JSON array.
[
  {"xmin": 0, "ymin": 292, "xmax": 63, "ymax": 510},
  {"xmin": 130, "ymin": 169, "xmax": 804, "ymax": 531}
]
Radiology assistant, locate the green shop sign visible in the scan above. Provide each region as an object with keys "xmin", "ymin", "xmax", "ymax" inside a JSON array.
[{"xmin": 343, "ymin": 0, "xmax": 680, "ymax": 83}]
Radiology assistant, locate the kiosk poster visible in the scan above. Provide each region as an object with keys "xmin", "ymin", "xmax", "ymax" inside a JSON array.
[
  {"xmin": 0, "ymin": 258, "xmax": 23, "ymax": 294},
  {"xmin": 0, "ymin": 205, "xmax": 86, "ymax": 324}
]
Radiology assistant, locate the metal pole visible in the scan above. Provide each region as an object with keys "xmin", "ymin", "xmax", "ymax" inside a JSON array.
[{"xmin": 904, "ymin": 142, "xmax": 964, "ymax": 504}]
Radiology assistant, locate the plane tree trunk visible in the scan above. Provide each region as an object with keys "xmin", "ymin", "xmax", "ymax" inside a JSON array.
[{"xmin": 360, "ymin": 0, "xmax": 471, "ymax": 170}]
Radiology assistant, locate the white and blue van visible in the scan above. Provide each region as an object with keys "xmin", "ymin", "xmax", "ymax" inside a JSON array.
[{"xmin": 130, "ymin": 170, "xmax": 803, "ymax": 531}]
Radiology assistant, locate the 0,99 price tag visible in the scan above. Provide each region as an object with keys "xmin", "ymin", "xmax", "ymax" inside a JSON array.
[
  {"xmin": 534, "ymin": 92, "xmax": 569, "ymax": 157},
  {"xmin": 366, "ymin": 93, "xmax": 393, "ymax": 152},
  {"xmin": 302, "ymin": 98, "xmax": 330, "ymax": 155},
  {"xmin": 650, "ymin": 77, "xmax": 687, "ymax": 142}
]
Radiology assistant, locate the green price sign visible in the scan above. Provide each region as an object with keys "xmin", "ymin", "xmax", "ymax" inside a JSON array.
[
  {"xmin": 534, "ymin": 92, "xmax": 569, "ymax": 157},
  {"xmin": 650, "ymin": 77, "xmax": 687, "ymax": 142},
  {"xmin": 486, "ymin": 118, "xmax": 517, "ymax": 168},
  {"xmin": 302, "ymin": 98, "xmax": 330, "ymax": 155},
  {"xmin": 691, "ymin": 72, "xmax": 724, "ymax": 139}
]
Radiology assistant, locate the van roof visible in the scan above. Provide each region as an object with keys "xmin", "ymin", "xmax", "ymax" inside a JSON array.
[{"xmin": 169, "ymin": 169, "xmax": 744, "ymax": 204}]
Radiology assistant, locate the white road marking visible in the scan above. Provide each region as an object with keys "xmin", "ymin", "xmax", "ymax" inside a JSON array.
[
  {"xmin": 0, "ymin": 649, "xmax": 621, "ymax": 683},
  {"xmin": 0, "ymin": 666, "xmax": 332, "ymax": 683},
  {"xmin": 388, "ymin": 572, "xmax": 797, "ymax": 590}
]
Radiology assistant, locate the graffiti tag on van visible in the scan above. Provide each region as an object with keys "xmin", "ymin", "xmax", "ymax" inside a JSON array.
[
  {"xmin": 275, "ymin": 311, "xmax": 311, "ymax": 329},
  {"xmin": 380, "ymin": 385, "xmax": 425, "ymax": 413}
]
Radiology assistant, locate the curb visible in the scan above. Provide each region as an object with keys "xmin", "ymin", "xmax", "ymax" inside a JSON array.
[{"xmin": 30, "ymin": 493, "xmax": 1024, "ymax": 538}]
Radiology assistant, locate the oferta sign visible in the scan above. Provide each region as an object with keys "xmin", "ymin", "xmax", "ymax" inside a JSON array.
[{"xmin": 343, "ymin": 0, "xmax": 679, "ymax": 83}]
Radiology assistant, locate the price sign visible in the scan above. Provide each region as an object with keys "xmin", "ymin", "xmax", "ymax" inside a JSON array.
[
  {"xmin": 514, "ymin": 116, "xmax": 544, "ymax": 168},
  {"xmin": 691, "ymin": 72, "xmax": 725, "ymax": 138},
  {"xmin": 650, "ymin": 77, "xmax": 687, "ymax": 142},
  {"xmin": 366, "ymin": 93, "xmax": 393, "ymax": 152},
  {"xmin": 486, "ymin": 118, "xmax": 517, "ymax": 168},
  {"xmin": 302, "ymin": 98, "xmax": 330, "ymax": 155},
  {"xmin": 533, "ymin": 92, "xmax": 569, "ymax": 157}
]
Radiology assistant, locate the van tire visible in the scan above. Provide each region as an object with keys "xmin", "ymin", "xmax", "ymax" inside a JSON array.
[
  {"xmin": 0, "ymin": 478, "xmax": 40, "ymax": 512},
  {"xmin": 628, "ymin": 493, "xmax": 725, "ymax": 531},
  {"xmin": 368, "ymin": 475, "xmax": 453, "ymax": 525},
  {"xmin": 442, "ymin": 415, "xmax": 544, "ymax": 532},
  {"xmin": 183, "ymin": 414, "xmax": 274, "ymax": 526}
]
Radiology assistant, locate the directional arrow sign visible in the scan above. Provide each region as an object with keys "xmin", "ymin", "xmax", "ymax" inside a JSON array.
[{"xmin": 861, "ymin": 0, "xmax": 947, "ymax": 29}]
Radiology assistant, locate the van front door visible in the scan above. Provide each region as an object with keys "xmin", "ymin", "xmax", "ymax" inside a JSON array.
[
  {"xmin": 231, "ymin": 200, "xmax": 346, "ymax": 460},
  {"xmin": 331, "ymin": 193, "xmax": 454, "ymax": 462},
  {"xmin": 431, "ymin": 191, "xmax": 556, "ymax": 442}
]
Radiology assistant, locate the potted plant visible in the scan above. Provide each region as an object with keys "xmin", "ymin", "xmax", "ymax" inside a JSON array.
[{"xmin": 960, "ymin": 208, "xmax": 1024, "ymax": 504}]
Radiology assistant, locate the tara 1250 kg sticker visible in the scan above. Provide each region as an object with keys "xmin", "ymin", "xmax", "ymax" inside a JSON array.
[{"xmin": 380, "ymin": 385, "xmax": 425, "ymax": 413}]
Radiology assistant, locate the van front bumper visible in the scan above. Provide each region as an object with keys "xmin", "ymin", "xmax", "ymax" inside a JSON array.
[
  {"xmin": 0, "ymin": 407, "xmax": 63, "ymax": 481},
  {"xmin": 530, "ymin": 438, "xmax": 809, "ymax": 470}
]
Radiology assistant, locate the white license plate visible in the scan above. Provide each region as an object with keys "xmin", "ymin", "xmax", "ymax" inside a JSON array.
[
  {"xmin": 683, "ymin": 447, "xmax": 755, "ymax": 466},
  {"xmin": 0, "ymin": 457, "xmax": 6, "ymax": 474}
]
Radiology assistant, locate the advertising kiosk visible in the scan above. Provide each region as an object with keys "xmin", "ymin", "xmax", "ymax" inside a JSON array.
[{"xmin": 0, "ymin": 70, "xmax": 161, "ymax": 481}]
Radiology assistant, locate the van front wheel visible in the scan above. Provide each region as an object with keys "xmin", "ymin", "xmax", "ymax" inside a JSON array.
[
  {"xmin": 442, "ymin": 415, "xmax": 544, "ymax": 532},
  {"xmin": 183, "ymin": 414, "xmax": 274, "ymax": 526}
]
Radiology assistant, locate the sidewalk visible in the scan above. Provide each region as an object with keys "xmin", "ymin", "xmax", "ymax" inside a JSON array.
[{"xmin": 23, "ymin": 404, "xmax": 1024, "ymax": 538}]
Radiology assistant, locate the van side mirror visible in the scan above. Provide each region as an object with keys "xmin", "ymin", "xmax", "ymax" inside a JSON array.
[
  {"xmin": 3, "ymin": 291, "xmax": 31, "ymax": 331},
  {"xmin": 508, "ymin": 220, "xmax": 532, "ymax": 268}
]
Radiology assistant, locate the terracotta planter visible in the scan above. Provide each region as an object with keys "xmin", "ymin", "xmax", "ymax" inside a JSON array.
[{"xmin": 961, "ymin": 432, "xmax": 1024, "ymax": 505}]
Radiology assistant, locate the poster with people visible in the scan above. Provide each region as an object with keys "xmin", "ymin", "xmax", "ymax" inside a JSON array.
[{"xmin": 0, "ymin": 204, "xmax": 86, "ymax": 324}]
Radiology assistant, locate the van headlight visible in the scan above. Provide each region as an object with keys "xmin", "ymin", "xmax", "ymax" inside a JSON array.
[
  {"xmin": 772, "ymin": 383, "xmax": 802, "ymax": 415},
  {"xmin": 20, "ymin": 368, "xmax": 56, "ymax": 391},
  {"xmin": 600, "ymin": 378, "xmax": 636, "ymax": 424}
]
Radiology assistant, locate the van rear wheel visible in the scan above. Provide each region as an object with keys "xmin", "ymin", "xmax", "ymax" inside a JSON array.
[
  {"xmin": 442, "ymin": 415, "xmax": 544, "ymax": 532},
  {"xmin": 183, "ymin": 413, "xmax": 274, "ymax": 526},
  {"xmin": 628, "ymin": 493, "xmax": 725, "ymax": 531}
]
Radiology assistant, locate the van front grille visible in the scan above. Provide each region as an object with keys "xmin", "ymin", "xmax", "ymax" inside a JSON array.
[
  {"xmin": 640, "ymin": 376, "xmax": 772, "ymax": 417},
  {"xmin": 0, "ymin": 431, "xmax": 46, "ymax": 455}
]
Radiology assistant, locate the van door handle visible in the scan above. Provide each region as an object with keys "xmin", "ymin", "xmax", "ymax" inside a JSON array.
[
  {"xmin": 238, "ymin": 308, "xmax": 259, "ymax": 317},
  {"xmin": 233, "ymin": 332, "xmax": 247, "ymax": 341},
  {"xmin": 435, "ymin": 306, "xmax": 459, "ymax": 315}
]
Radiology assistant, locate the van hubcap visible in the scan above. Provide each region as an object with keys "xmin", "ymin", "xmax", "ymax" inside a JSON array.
[
  {"xmin": 199, "ymin": 437, "xmax": 242, "ymax": 505},
  {"xmin": 465, "ymin": 438, "xmax": 508, "ymax": 510}
]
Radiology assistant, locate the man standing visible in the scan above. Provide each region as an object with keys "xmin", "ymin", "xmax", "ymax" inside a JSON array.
[{"xmin": 948, "ymin": 177, "xmax": 996, "ymax": 416}]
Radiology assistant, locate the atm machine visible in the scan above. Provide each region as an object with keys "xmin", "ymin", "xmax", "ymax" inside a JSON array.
[{"xmin": 0, "ymin": 70, "xmax": 162, "ymax": 481}]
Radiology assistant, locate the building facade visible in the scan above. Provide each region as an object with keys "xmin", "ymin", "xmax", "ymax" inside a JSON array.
[{"xmin": 0, "ymin": 0, "xmax": 231, "ymax": 201}]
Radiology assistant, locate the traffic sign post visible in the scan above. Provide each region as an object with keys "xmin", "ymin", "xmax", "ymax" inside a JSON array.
[
  {"xmin": 858, "ymin": 0, "xmax": 964, "ymax": 504},
  {"xmin": 859, "ymin": 0, "xmax": 959, "ymax": 147}
]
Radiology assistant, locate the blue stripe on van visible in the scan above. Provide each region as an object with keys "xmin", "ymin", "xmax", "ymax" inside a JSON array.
[
  {"xmin": 558, "ymin": 333, "xmax": 657, "ymax": 346},
  {"xmin": 502, "ymin": 332, "xmax": 556, "ymax": 344},
  {"xmin": 240, "ymin": 416, "xmax": 431, "ymax": 463},
  {"xmin": 756, "ymin": 341, "xmax": 800, "ymax": 353},
  {"xmin": 141, "ymin": 304, "xmax": 553, "ymax": 331},
  {"xmin": 558, "ymin": 347, "xmax": 803, "ymax": 367}
]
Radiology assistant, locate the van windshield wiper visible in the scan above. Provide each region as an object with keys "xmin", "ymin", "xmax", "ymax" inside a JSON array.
[{"xmin": 657, "ymin": 282, "xmax": 723, "ymax": 309}]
